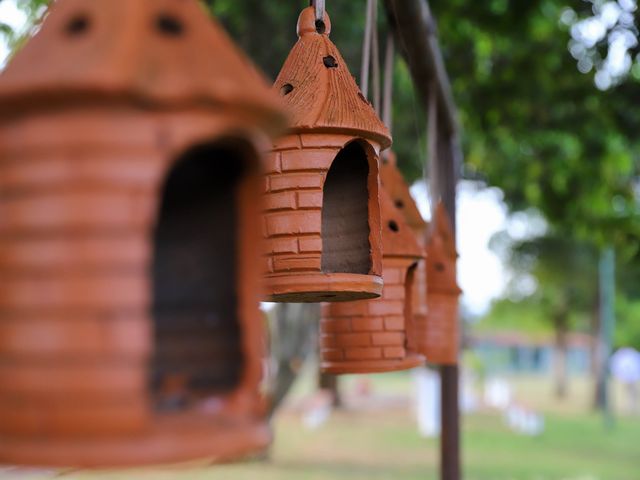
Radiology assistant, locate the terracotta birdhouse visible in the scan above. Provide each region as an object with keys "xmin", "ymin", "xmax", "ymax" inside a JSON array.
[
  {"xmin": 263, "ymin": 6, "xmax": 391, "ymax": 303},
  {"xmin": 380, "ymin": 151, "xmax": 429, "ymax": 317},
  {"xmin": 320, "ymin": 189, "xmax": 425, "ymax": 374},
  {"xmin": 0, "ymin": 0, "xmax": 285, "ymax": 468},
  {"xmin": 422, "ymin": 203, "xmax": 462, "ymax": 365}
]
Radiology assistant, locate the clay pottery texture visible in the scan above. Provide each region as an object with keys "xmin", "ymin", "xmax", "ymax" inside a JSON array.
[
  {"xmin": 421, "ymin": 203, "xmax": 462, "ymax": 365},
  {"xmin": 263, "ymin": 7, "xmax": 392, "ymax": 303},
  {"xmin": 0, "ymin": 0, "xmax": 285, "ymax": 468},
  {"xmin": 320, "ymin": 188, "xmax": 426, "ymax": 374},
  {"xmin": 380, "ymin": 151, "xmax": 429, "ymax": 319}
]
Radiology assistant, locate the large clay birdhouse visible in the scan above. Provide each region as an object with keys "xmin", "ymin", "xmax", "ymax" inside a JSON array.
[
  {"xmin": 380, "ymin": 151, "xmax": 429, "ymax": 319},
  {"xmin": 320, "ymin": 189, "xmax": 425, "ymax": 374},
  {"xmin": 0, "ymin": 0, "xmax": 285, "ymax": 467},
  {"xmin": 422, "ymin": 203, "xmax": 462, "ymax": 365},
  {"xmin": 263, "ymin": 6, "xmax": 391, "ymax": 303}
]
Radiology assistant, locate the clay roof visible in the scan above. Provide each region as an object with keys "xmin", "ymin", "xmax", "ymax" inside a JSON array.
[
  {"xmin": 273, "ymin": 7, "xmax": 391, "ymax": 149},
  {"xmin": 426, "ymin": 202, "xmax": 461, "ymax": 293},
  {"xmin": 380, "ymin": 152, "xmax": 428, "ymax": 233},
  {"xmin": 0, "ymin": 0, "xmax": 285, "ymax": 130},
  {"xmin": 380, "ymin": 187, "xmax": 423, "ymax": 260}
]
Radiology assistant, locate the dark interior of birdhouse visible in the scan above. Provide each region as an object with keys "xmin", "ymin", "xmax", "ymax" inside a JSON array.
[
  {"xmin": 321, "ymin": 142, "xmax": 371, "ymax": 275},
  {"xmin": 150, "ymin": 142, "xmax": 247, "ymax": 412}
]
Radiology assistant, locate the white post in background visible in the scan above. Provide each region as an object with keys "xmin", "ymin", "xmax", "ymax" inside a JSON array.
[{"xmin": 414, "ymin": 367, "xmax": 441, "ymax": 437}]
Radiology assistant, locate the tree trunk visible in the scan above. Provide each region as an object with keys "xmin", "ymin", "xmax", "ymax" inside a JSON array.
[
  {"xmin": 591, "ymin": 279, "xmax": 607, "ymax": 410},
  {"xmin": 318, "ymin": 371, "xmax": 342, "ymax": 408},
  {"xmin": 553, "ymin": 311, "xmax": 569, "ymax": 399},
  {"xmin": 594, "ymin": 247, "xmax": 616, "ymax": 417},
  {"xmin": 589, "ymin": 285, "xmax": 600, "ymax": 378},
  {"xmin": 266, "ymin": 303, "xmax": 320, "ymax": 417}
]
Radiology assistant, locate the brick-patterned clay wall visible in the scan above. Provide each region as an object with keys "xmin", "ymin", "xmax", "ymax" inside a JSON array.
[
  {"xmin": 421, "ymin": 202, "xmax": 461, "ymax": 365},
  {"xmin": 421, "ymin": 292, "xmax": 459, "ymax": 365},
  {"xmin": 263, "ymin": 133, "xmax": 339, "ymax": 276},
  {"xmin": 263, "ymin": 132, "xmax": 385, "ymax": 303},
  {"xmin": 0, "ymin": 109, "xmax": 275, "ymax": 467},
  {"xmin": 0, "ymin": 0, "xmax": 280, "ymax": 464},
  {"xmin": 0, "ymin": 111, "xmax": 160, "ymax": 437},
  {"xmin": 411, "ymin": 235, "xmax": 429, "ymax": 358},
  {"xmin": 321, "ymin": 260, "xmax": 410, "ymax": 365}
]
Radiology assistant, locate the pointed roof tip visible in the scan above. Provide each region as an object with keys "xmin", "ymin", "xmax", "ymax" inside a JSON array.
[
  {"xmin": 273, "ymin": 7, "xmax": 391, "ymax": 149},
  {"xmin": 0, "ymin": 0, "xmax": 286, "ymax": 131},
  {"xmin": 427, "ymin": 201, "xmax": 461, "ymax": 294},
  {"xmin": 380, "ymin": 187, "xmax": 423, "ymax": 260},
  {"xmin": 380, "ymin": 152, "xmax": 428, "ymax": 231}
]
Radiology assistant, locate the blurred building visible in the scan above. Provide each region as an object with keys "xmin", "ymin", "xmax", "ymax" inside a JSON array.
[{"xmin": 471, "ymin": 331, "xmax": 591, "ymax": 375}]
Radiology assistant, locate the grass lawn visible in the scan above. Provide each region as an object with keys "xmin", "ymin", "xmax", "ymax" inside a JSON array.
[{"xmin": 2, "ymin": 373, "xmax": 639, "ymax": 480}]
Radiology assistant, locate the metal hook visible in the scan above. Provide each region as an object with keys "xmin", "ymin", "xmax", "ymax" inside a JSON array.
[{"xmin": 311, "ymin": 0, "xmax": 325, "ymax": 23}]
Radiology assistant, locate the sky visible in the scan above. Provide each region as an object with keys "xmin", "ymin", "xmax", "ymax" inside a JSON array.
[
  {"xmin": 0, "ymin": 0, "xmax": 26, "ymax": 68},
  {"xmin": 0, "ymin": 1, "xmax": 514, "ymax": 317},
  {"xmin": 411, "ymin": 181, "xmax": 509, "ymax": 316}
]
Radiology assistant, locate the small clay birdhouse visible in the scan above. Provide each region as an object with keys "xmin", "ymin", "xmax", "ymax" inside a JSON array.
[
  {"xmin": 320, "ymin": 189, "xmax": 425, "ymax": 374},
  {"xmin": 380, "ymin": 151, "xmax": 429, "ymax": 318},
  {"xmin": 263, "ymin": 6, "xmax": 391, "ymax": 303},
  {"xmin": 0, "ymin": 0, "xmax": 285, "ymax": 468},
  {"xmin": 422, "ymin": 203, "xmax": 462, "ymax": 365}
]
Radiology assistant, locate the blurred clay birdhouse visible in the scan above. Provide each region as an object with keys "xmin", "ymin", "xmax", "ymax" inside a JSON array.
[
  {"xmin": 422, "ymin": 202, "xmax": 462, "ymax": 365},
  {"xmin": 380, "ymin": 152, "xmax": 427, "ymax": 235},
  {"xmin": 380, "ymin": 151, "xmax": 429, "ymax": 321},
  {"xmin": 320, "ymin": 189, "xmax": 425, "ymax": 374},
  {"xmin": 0, "ymin": 0, "xmax": 285, "ymax": 468},
  {"xmin": 263, "ymin": 6, "xmax": 391, "ymax": 303}
]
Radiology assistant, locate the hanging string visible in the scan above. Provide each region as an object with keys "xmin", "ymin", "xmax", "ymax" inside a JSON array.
[
  {"xmin": 384, "ymin": 0, "xmax": 429, "ymax": 194},
  {"xmin": 382, "ymin": 33, "xmax": 394, "ymax": 134},
  {"xmin": 360, "ymin": 0, "xmax": 375, "ymax": 97},
  {"xmin": 381, "ymin": 32, "xmax": 394, "ymax": 162},
  {"xmin": 361, "ymin": 0, "xmax": 382, "ymax": 115},
  {"xmin": 370, "ymin": 3, "xmax": 381, "ymax": 115}
]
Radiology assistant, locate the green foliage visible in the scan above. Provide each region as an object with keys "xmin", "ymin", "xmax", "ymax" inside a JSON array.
[
  {"xmin": 615, "ymin": 296, "xmax": 640, "ymax": 349},
  {"xmin": 488, "ymin": 225, "xmax": 640, "ymax": 349},
  {"xmin": 478, "ymin": 297, "xmax": 555, "ymax": 336},
  {"xmin": 0, "ymin": 0, "xmax": 49, "ymax": 56},
  {"xmin": 486, "ymin": 229, "xmax": 598, "ymax": 337},
  {"xmin": 432, "ymin": 0, "xmax": 640, "ymax": 247},
  {"xmin": 614, "ymin": 253, "xmax": 640, "ymax": 349}
]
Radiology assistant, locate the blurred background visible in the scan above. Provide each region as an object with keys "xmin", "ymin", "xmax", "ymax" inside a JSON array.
[{"xmin": 1, "ymin": 0, "xmax": 640, "ymax": 479}]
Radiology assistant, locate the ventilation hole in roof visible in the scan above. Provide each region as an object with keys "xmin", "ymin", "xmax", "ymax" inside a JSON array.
[
  {"xmin": 435, "ymin": 262, "xmax": 445, "ymax": 272},
  {"xmin": 395, "ymin": 199, "xmax": 405, "ymax": 209},
  {"xmin": 281, "ymin": 83, "xmax": 294, "ymax": 96},
  {"xmin": 323, "ymin": 56, "xmax": 338, "ymax": 68},
  {"xmin": 388, "ymin": 220, "xmax": 399, "ymax": 232},
  {"xmin": 315, "ymin": 20, "xmax": 326, "ymax": 34},
  {"xmin": 157, "ymin": 14, "xmax": 184, "ymax": 36},
  {"xmin": 65, "ymin": 15, "xmax": 90, "ymax": 36}
]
